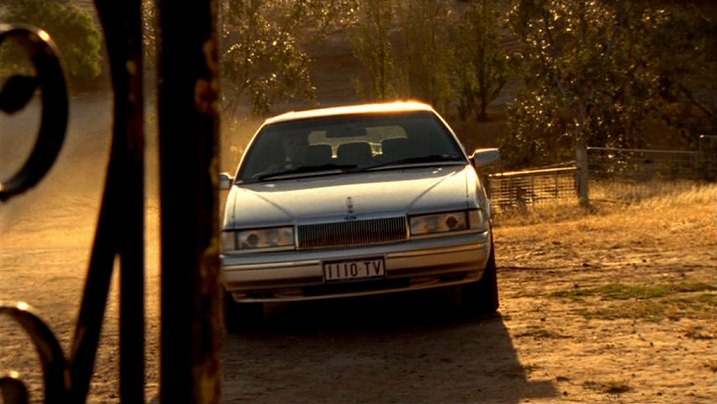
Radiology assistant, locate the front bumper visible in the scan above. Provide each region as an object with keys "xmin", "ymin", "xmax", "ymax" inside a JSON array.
[{"xmin": 221, "ymin": 230, "xmax": 491, "ymax": 302}]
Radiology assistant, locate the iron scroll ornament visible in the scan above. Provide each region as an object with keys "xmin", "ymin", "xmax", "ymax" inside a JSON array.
[
  {"xmin": 1, "ymin": 2, "xmax": 148, "ymax": 400},
  {"xmin": 0, "ymin": 303, "xmax": 70, "ymax": 403},
  {"xmin": 0, "ymin": 23, "xmax": 71, "ymax": 404},
  {"xmin": 0, "ymin": 23, "xmax": 68, "ymax": 202}
]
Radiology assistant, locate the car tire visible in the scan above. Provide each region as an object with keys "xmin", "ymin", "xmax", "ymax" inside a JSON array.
[
  {"xmin": 223, "ymin": 290, "xmax": 264, "ymax": 332},
  {"xmin": 461, "ymin": 239, "xmax": 499, "ymax": 314}
]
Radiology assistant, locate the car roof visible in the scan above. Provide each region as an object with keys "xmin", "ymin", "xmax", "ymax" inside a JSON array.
[{"xmin": 263, "ymin": 101, "xmax": 436, "ymax": 125}]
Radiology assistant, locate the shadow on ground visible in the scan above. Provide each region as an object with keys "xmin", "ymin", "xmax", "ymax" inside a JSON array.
[{"xmin": 222, "ymin": 289, "xmax": 557, "ymax": 403}]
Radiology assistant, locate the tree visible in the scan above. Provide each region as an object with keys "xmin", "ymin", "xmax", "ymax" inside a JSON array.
[
  {"xmin": 504, "ymin": 0, "xmax": 716, "ymax": 204},
  {"xmin": 351, "ymin": 0, "xmax": 396, "ymax": 100},
  {"xmin": 352, "ymin": 0, "xmax": 457, "ymax": 108},
  {"xmin": 220, "ymin": 0, "xmax": 357, "ymax": 116},
  {"xmin": 221, "ymin": 0, "xmax": 313, "ymax": 116},
  {"xmin": 507, "ymin": 1, "xmax": 608, "ymax": 204},
  {"xmin": 505, "ymin": 1, "xmax": 677, "ymax": 204},
  {"xmin": 640, "ymin": 5, "xmax": 717, "ymax": 144},
  {"xmin": 395, "ymin": 0, "xmax": 454, "ymax": 110},
  {"xmin": 1, "ymin": 0, "xmax": 102, "ymax": 84},
  {"xmin": 501, "ymin": 90, "xmax": 573, "ymax": 168},
  {"xmin": 453, "ymin": 0, "xmax": 508, "ymax": 122}
]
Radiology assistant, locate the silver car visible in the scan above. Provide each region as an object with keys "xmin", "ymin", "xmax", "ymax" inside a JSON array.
[{"xmin": 219, "ymin": 101, "xmax": 500, "ymax": 330}]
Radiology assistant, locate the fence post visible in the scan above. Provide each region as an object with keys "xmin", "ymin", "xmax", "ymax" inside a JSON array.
[{"xmin": 576, "ymin": 141, "xmax": 590, "ymax": 207}]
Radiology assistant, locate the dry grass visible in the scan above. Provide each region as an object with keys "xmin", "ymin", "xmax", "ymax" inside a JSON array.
[
  {"xmin": 496, "ymin": 180, "xmax": 716, "ymax": 226},
  {"xmin": 591, "ymin": 179, "xmax": 717, "ymax": 208},
  {"xmin": 684, "ymin": 324, "xmax": 717, "ymax": 340}
]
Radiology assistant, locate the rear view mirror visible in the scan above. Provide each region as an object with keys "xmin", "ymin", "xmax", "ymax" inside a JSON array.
[
  {"xmin": 219, "ymin": 172, "xmax": 233, "ymax": 190},
  {"xmin": 470, "ymin": 148, "xmax": 500, "ymax": 168}
]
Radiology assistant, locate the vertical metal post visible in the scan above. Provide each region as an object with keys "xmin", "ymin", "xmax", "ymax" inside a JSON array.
[
  {"xmin": 157, "ymin": 1, "xmax": 222, "ymax": 403},
  {"xmin": 576, "ymin": 139, "xmax": 590, "ymax": 208}
]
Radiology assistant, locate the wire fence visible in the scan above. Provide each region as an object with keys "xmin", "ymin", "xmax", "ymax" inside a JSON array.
[
  {"xmin": 586, "ymin": 146, "xmax": 716, "ymax": 181},
  {"xmin": 486, "ymin": 141, "xmax": 717, "ymax": 212}
]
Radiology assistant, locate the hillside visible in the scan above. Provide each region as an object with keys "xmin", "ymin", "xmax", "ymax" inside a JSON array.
[
  {"xmin": 58, "ymin": 0, "xmax": 715, "ymax": 167},
  {"xmin": 306, "ymin": 28, "xmax": 510, "ymax": 151}
]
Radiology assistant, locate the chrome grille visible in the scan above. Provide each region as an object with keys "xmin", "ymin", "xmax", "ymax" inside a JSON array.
[{"xmin": 298, "ymin": 217, "xmax": 407, "ymax": 249}]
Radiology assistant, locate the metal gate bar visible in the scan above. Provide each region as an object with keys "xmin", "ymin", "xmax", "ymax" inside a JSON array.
[{"xmin": 157, "ymin": 1, "xmax": 222, "ymax": 403}]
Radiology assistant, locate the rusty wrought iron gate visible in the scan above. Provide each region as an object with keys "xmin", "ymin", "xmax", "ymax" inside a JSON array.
[{"xmin": 1, "ymin": 0, "xmax": 222, "ymax": 402}]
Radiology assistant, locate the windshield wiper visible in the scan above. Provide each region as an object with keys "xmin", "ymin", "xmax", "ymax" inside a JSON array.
[
  {"xmin": 368, "ymin": 154, "xmax": 465, "ymax": 170},
  {"xmin": 254, "ymin": 163, "xmax": 358, "ymax": 181}
]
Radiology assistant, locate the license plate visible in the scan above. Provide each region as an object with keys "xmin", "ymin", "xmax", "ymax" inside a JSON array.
[{"xmin": 323, "ymin": 258, "xmax": 386, "ymax": 282}]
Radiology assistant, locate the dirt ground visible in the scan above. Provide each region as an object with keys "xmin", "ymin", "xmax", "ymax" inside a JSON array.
[
  {"xmin": 487, "ymin": 194, "xmax": 717, "ymax": 404},
  {"xmin": 1, "ymin": 96, "xmax": 716, "ymax": 404},
  {"xmin": 218, "ymin": 189, "xmax": 717, "ymax": 404}
]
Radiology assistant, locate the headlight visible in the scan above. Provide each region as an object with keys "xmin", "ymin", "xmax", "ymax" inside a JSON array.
[
  {"xmin": 409, "ymin": 209, "xmax": 486, "ymax": 236},
  {"xmin": 468, "ymin": 209, "xmax": 487, "ymax": 232},
  {"xmin": 410, "ymin": 211, "xmax": 467, "ymax": 235},
  {"xmin": 221, "ymin": 226, "xmax": 294, "ymax": 252}
]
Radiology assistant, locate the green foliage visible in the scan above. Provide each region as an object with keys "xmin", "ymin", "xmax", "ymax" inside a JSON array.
[
  {"xmin": 221, "ymin": 0, "xmax": 313, "ymax": 116},
  {"xmin": 500, "ymin": 90, "xmax": 574, "ymax": 167},
  {"xmin": 1, "ymin": 0, "xmax": 102, "ymax": 82},
  {"xmin": 505, "ymin": 0, "xmax": 633, "ymax": 161},
  {"xmin": 144, "ymin": 0, "xmax": 717, "ymax": 156},
  {"xmin": 639, "ymin": 7, "xmax": 717, "ymax": 146},
  {"xmin": 502, "ymin": 0, "xmax": 716, "ymax": 168},
  {"xmin": 352, "ymin": 0, "xmax": 396, "ymax": 101},
  {"xmin": 220, "ymin": 0, "xmax": 357, "ymax": 116},
  {"xmin": 453, "ymin": 0, "xmax": 508, "ymax": 121},
  {"xmin": 395, "ymin": 1, "xmax": 454, "ymax": 111},
  {"xmin": 275, "ymin": 0, "xmax": 359, "ymax": 38},
  {"xmin": 217, "ymin": 0, "xmax": 504, "ymax": 118},
  {"xmin": 352, "ymin": 0, "xmax": 459, "ymax": 112}
]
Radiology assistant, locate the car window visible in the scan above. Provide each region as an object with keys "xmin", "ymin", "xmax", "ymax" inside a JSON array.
[
  {"xmin": 308, "ymin": 126, "xmax": 407, "ymax": 157},
  {"xmin": 236, "ymin": 111, "xmax": 466, "ymax": 182}
]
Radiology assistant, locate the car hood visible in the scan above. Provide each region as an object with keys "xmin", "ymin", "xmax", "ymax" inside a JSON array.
[{"xmin": 222, "ymin": 165, "xmax": 479, "ymax": 229}]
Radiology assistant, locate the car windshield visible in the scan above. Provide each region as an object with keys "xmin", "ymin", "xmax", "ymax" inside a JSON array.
[{"xmin": 236, "ymin": 111, "xmax": 467, "ymax": 183}]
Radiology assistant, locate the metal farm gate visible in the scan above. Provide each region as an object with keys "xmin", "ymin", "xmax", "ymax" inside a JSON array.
[
  {"xmin": 487, "ymin": 167, "xmax": 578, "ymax": 212},
  {"xmin": 1, "ymin": 1, "xmax": 221, "ymax": 403}
]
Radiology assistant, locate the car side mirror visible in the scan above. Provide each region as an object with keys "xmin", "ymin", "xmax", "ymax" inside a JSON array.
[
  {"xmin": 219, "ymin": 172, "xmax": 234, "ymax": 190},
  {"xmin": 470, "ymin": 148, "xmax": 500, "ymax": 168}
]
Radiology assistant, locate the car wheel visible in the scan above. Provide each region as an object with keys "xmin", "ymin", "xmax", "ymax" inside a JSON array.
[
  {"xmin": 223, "ymin": 290, "xmax": 265, "ymax": 332},
  {"xmin": 461, "ymin": 239, "xmax": 499, "ymax": 314}
]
